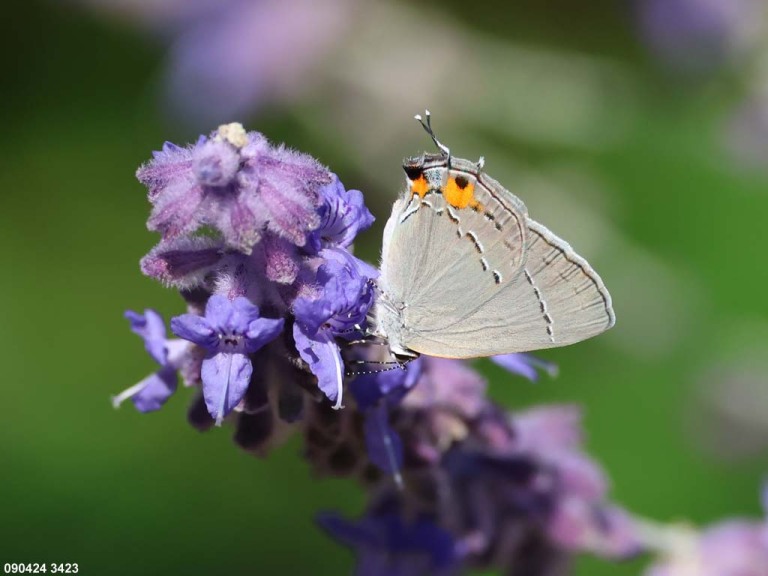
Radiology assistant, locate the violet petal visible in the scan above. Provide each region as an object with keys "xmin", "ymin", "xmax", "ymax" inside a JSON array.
[
  {"xmin": 171, "ymin": 313, "xmax": 218, "ymax": 349},
  {"xmin": 201, "ymin": 352, "xmax": 253, "ymax": 425},
  {"xmin": 293, "ymin": 323, "xmax": 344, "ymax": 409},
  {"xmin": 131, "ymin": 367, "xmax": 178, "ymax": 412},
  {"xmin": 125, "ymin": 309, "xmax": 168, "ymax": 365},
  {"xmin": 244, "ymin": 316, "xmax": 284, "ymax": 353}
]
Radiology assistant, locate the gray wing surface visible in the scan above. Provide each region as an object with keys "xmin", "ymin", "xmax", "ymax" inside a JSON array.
[
  {"xmin": 402, "ymin": 216, "xmax": 615, "ymax": 357},
  {"xmin": 379, "ymin": 191, "xmax": 527, "ymax": 328}
]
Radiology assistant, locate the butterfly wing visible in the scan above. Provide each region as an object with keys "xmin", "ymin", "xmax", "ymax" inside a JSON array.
[
  {"xmin": 403, "ymin": 216, "xmax": 615, "ymax": 357},
  {"xmin": 377, "ymin": 176, "xmax": 528, "ymax": 354}
]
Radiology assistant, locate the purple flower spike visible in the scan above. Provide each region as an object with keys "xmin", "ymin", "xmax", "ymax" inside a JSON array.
[
  {"xmin": 171, "ymin": 295, "xmax": 284, "ymax": 424},
  {"xmin": 113, "ymin": 310, "xmax": 189, "ymax": 412},
  {"xmin": 491, "ymin": 353, "xmax": 558, "ymax": 382},
  {"xmin": 311, "ymin": 174, "xmax": 375, "ymax": 250},
  {"xmin": 138, "ymin": 123, "xmax": 332, "ymax": 253}
]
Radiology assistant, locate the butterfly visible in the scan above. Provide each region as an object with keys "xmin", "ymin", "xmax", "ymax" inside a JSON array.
[{"xmin": 373, "ymin": 111, "xmax": 614, "ymax": 359}]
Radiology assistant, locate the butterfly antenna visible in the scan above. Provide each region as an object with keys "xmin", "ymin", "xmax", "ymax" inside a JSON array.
[{"xmin": 414, "ymin": 110, "xmax": 450, "ymax": 159}]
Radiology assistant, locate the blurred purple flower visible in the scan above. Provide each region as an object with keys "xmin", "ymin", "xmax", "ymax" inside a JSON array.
[
  {"xmin": 137, "ymin": 123, "xmax": 331, "ymax": 252},
  {"xmin": 514, "ymin": 405, "xmax": 641, "ymax": 558},
  {"xmin": 362, "ymin": 403, "xmax": 405, "ymax": 484},
  {"xmin": 513, "ymin": 405, "xmax": 584, "ymax": 457},
  {"xmin": 642, "ymin": 487, "xmax": 768, "ymax": 575},
  {"xmin": 349, "ymin": 356, "xmax": 423, "ymax": 411},
  {"xmin": 171, "ymin": 295, "xmax": 283, "ymax": 424},
  {"xmin": 76, "ymin": 0, "xmax": 356, "ymax": 124},
  {"xmin": 113, "ymin": 309, "xmax": 189, "ymax": 411},
  {"xmin": 636, "ymin": 0, "xmax": 764, "ymax": 73},
  {"xmin": 318, "ymin": 509, "xmax": 459, "ymax": 576},
  {"xmin": 346, "ymin": 354, "xmax": 421, "ymax": 482},
  {"xmin": 162, "ymin": 0, "xmax": 355, "ymax": 125},
  {"xmin": 492, "ymin": 353, "xmax": 558, "ymax": 381},
  {"xmin": 645, "ymin": 522, "xmax": 768, "ymax": 576}
]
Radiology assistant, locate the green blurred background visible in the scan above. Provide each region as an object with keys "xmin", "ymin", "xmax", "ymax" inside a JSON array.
[{"xmin": 2, "ymin": 0, "xmax": 767, "ymax": 574}]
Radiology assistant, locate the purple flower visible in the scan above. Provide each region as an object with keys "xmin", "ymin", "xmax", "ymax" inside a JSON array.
[
  {"xmin": 511, "ymin": 405, "xmax": 641, "ymax": 558},
  {"xmin": 171, "ymin": 295, "xmax": 284, "ymax": 424},
  {"xmin": 402, "ymin": 357, "xmax": 486, "ymax": 420},
  {"xmin": 292, "ymin": 248, "xmax": 375, "ymax": 409},
  {"xmin": 310, "ymin": 174, "xmax": 375, "ymax": 250},
  {"xmin": 160, "ymin": 0, "xmax": 356, "ymax": 126},
  {"xmin": 113, "ymin": 309, "xmax": 188, "ymax": 412},
  {"xmin": 318, "ymin": 510, "xmax": 459, "ymax": 576},
  {"xmin": 137, "ymin": 123, "xmax": 331, "ymax": 252},
  {"xmin": 512, "ymin": 405, "xmax": 584, "ymax": 455},
  {"xmin": 362, "ymin": 404, "xmax": 405, "ymax": 485},
  {"xmin": 548, "ymin": 499, "xmax": 641, "ymax": 559},
  {"xmin": 645, "ymin": 522, "xmax": 768, "ymax": 576},
  {"xmin": 491, "ymin": 353, "xmax": 558, "ymax": 382},
  {"xmin": 345, "ymin": 354, "xmax": 421, "ymax": 482},
  {"xmin": 636, "ymin": 0, "xmax": 763, "ymax": 73}
]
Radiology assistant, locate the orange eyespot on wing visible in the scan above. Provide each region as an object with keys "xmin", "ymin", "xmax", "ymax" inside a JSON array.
[
  {"xmin": 443, "ymin": 176, "xmax": 480, "ymax": 210},
  {"xmin": 410, "ymin": 175, "xmax": 430, "ymax": 198}
]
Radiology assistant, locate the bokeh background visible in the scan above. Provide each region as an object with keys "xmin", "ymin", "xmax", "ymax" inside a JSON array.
[{"xmin": 2, "ymin": 0, "xmax": 768, "ymax": 574}]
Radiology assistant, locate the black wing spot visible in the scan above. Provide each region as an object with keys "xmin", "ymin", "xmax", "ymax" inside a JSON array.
[
  {"xmin": 455, "ymin": 175, "xmax": 469, "ymax": 189},
  {"xmin": 466, "ymin": 231, "xmax": 483, "ymax": 254},
  {"xmin": 483, "ymin": 211, "xmax": 503, "ymax": 231},
  {"xmin": 524, "ymin": 268, "xmax": 555, "ymax": 342},
  {"xmin": 403, "ymin": 165, "xmax": 424, "ymax": 180}
]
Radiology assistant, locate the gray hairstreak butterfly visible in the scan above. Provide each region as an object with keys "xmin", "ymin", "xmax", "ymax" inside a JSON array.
[{"xmin": 373, "ymin": 111, "xmax": 615, "ymax": 359}]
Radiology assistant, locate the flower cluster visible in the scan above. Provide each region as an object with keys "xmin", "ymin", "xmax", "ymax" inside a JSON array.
[
  {"xmin": 115, "ymin": 122, "xmax": 376, "ymax": 442},
  {"xmin": 115, "ymin": 124, "xmax": 768, "ymax": 575},
  {"xmin": 311, "ymin": 353, "xmax": 640, "ymax": 574}
]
